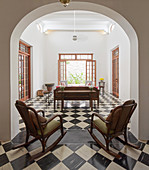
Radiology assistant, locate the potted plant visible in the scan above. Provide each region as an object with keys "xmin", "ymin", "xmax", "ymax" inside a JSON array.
[
  {"xmin": 89, "ymin": 86, "xmax": 93, "ymax": 91},
  {"xmin": 99, "ymin": 78, "xmax": 104, "ymax": 82},
  {"xmin": 60, "ymin": 86, "xmax": 65, "ymax": 91},
  {"xmin": 99, "ymin": 78, "xmax": 105, "ymax": 86}
]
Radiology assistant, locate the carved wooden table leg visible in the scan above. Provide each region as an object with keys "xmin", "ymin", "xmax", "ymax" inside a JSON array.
[
  {"xmin": 61, "ymin": 94, "xmax": 64, "ymax": 111},
  {"xmin": 98, "ymin": 98, "xmax": 99, "ymax": 107},
  {"xmin": 90, "ymin": 94, "xmax": 93, "ymax": 111},
  {"xmin": 54, "ymin": 99, "xmax": 56, "ymax": 110},
  {"xmin": 91, "ymin": 99, "xmax": 93, "ymax": 111}
]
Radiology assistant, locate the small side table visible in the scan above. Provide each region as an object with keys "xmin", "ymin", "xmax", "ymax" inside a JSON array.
[
  {"xmin": 99, "ymin": 81, "xmax": 105, "ymax": 95},
  {"xmin": 45, "ymin": 83, "xmax": 55, "ymax": 92},
  {"xmin": 45, "ymin": 83, "xmax": 54, "ymax": 103},
  {"xmin": 43, "ymin": 90, "xmax": 52, "ymax": 103}
]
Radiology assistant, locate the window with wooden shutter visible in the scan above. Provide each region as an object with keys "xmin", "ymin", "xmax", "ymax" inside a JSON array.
[
  {"xmin": 112, "ymin": 47, "xmax": 119, "ymax": 98},
  {"xmin": 18, "ymin": 41, "xmax": 31, "ymax": 101},
  {"xmin": 86, "ymin": 60, "xmax": 96, "ymax": 86},
  {"xmin": 58, "ymin": 60, "xmax": 66, "ymax": 85}
]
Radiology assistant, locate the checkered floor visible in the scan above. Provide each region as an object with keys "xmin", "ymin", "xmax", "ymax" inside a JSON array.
[
  {"xmin": 0, "ymin": 92, "xmax": 149, "ymax": 170},
  {"xmin": 19, "ymin": 92, "xmax": 123, "ymax": 131}
]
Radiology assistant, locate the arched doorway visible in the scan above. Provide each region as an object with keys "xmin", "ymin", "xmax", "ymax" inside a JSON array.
[{"xmin": 10, "ymin": 2, "xmax": 139, "ymax": 139}]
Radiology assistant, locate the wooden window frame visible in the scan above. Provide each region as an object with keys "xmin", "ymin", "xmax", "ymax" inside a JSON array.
[
  {"xmin": 58, "ymin": 54, "xmax": 96, "ymax": 86},
  {"xmin": 112, "ymin": 47, "xmax": 119, "ymax": 98},
  {"xmin": 59, "ymin": 53, "xmax": 93, "ymax": 61},
  {"xmin": 18, "ymin": 40, "xmax": 31, "ymax": 101},
  {"xmin": 86, "ymin": 60, "xmax": 96, "ymax": 86}
]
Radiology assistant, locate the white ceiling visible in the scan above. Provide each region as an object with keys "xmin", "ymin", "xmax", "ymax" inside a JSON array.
[{"xmin": 36, "ymin": 10, "xmax": 116, "ymax": 34}]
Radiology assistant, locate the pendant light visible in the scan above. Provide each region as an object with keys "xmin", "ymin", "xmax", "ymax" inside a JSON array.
[
  {"xmin": 59, "ymin": 0, "xmax": 71, "ymax": 7},
  {"xmin": 73, "ymin": 11, "xmax": 77, "ymax": 41}
]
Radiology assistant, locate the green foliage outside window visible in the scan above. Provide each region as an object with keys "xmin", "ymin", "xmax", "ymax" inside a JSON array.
[
  {"xmin": 67, "ymin": 72, "xmax": 85, "ymax": 84},
  {"xmin": 19, "ymin": 74, "xmax": 21, "ymax": 84}
]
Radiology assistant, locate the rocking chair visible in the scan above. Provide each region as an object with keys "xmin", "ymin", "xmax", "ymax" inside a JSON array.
[
  {"xmin": 88, "ymin": 100, "xmax": 139, "ymax": 159},
  {"xmin": 13, "ymin": 100, "xmax": 66, "ymax": 159}
]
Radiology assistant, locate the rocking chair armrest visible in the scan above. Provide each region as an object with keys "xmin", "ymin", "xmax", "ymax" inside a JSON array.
[
  {"xmin": 26, "ymin": 103, "xmax": 32, "ymax": 107},
  {"xmin": 27, "ymin": 106, "xmax": 45, "ymax": 117},
  {"xmin": 27, "ymin": 106, "xmax": 37, "ymax": 113},
  {"xmin": 44, "ymin": 115, "xmax": 63, "ymax": 125},
  {"xmin": 91, "ymin": 113, "xmax": 110, "ymax": 124},
  {"xmin": 36, "ymin": 110, "xmax": 45, "ymax": 117}
]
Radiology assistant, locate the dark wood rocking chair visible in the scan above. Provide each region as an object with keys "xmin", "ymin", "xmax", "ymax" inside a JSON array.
[
  {"xmin": 88, "ymin": 100, "xmax": 139, "ymax": 159},
  {"xmin": 13, "ymin": 100, "xmax": 66, "ymax": 159}
]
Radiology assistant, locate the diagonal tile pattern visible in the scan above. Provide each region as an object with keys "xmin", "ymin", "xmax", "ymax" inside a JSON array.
[
  {"xmin": 0, "ymin": 92, "xmax": 149, "ymax": 169},
  {"xmin": 19, "ymin": 92, "xmax": 123, "ymax": 131}
]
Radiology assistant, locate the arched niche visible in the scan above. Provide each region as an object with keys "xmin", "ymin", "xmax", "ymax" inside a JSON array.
[{"xmin": 10, "ymin": 2, "xmax": 139, "ymax": 139}]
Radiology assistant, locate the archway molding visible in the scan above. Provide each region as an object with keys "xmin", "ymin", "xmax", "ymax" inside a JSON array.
[{"xmin": 10, "ymin": 2, "xmax": 139, "ymax": 139}]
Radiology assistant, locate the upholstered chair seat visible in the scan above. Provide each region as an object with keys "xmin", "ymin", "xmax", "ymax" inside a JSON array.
[
  {"xmin": 94, "ymin": 118, "xmax": 114, "ymax": 135},
  {"xmin": 37, "ymin": 120, "xmax": 61, "ymax": 135}
]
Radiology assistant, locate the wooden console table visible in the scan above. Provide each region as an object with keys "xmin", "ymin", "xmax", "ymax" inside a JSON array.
[{"xmin": 54, "ymin": 87, "xmax": 99, "ymax": 111}]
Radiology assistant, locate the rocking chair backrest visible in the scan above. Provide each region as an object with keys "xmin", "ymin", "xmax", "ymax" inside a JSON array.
[
  {"xmin": 106, "ymin": 100, "xmax": 137, "ymax": 133},
  {"xmin": 15, "ymin": 100, "xmax": 37, "ymax": 135}
]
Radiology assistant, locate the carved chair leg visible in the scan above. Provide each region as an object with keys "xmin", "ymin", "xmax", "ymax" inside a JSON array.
[
  {"xmin": 117, "ymin": 129, "xmax": 140, "ymax": 149},
  {"xmin": 60, "ymin": 123, "xmax": 64, "ymax": 136},
  {"xmin": 25, "ymin": 130, "xmax": 29, "ymax": 144},
  {"xmin": 12, "ymin": 137, "xmax": 38, "ymax": 149},
  {"xmin": 89, "ymin": 114, "xmax": 94, "ymax": 134},
  {"xmin": 90, "ymin": 121, "xmax": 93, "ymax": 134},
  {"xmin": 59, "ymin": 116, "xmax": 64, "ymax": 136},
  {"xmin": 106, "ymin": 137, "xmax": 110, "ymax": 151},
  {"xmin": 124, "ymin": 128, "xmax": 128, "ymax": 143},
  {"xmin": 88, "ymin": 130, "xmax": 121, "ymax": 159},
  {"xmin": 41, "ymin": 139, "xmax": 46, "ymax": 152},
  {"xmin": 30, "ymin": 131, "xmax": 67, "ymax": 161}
]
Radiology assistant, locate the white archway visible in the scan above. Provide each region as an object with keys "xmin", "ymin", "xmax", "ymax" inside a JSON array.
[{"xmin": 10, "ymin": 2, "xmax": 139, "ymax": 139}]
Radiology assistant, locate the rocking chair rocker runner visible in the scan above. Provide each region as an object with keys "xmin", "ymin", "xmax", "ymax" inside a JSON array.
[
  {"xmin": 88, "ymin": 100, "xmax": 139, "ymax": 159},
  {"xmin": 13, "ymin": 100, "xmax": 66, "ymax": 159}
]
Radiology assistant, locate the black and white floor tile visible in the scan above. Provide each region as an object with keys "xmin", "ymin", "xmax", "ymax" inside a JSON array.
[
  {"xmin": 0, "ymin": 92, "xmax": 149, "ymax": 170},
  {"xmin": 19, "ymin": 92, "xmax": 123, "ymax": 131}
]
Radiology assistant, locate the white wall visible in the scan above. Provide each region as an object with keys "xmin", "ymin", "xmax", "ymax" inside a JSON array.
[
  {"xmin": 21, "ymin": 25, "xmax": 109, "ymax": 95},
  {"xmin": 107, "ymin": 24, "xmax": 130, "ymax": 100},
  {"xmin": 44, "ymin": 31, "xmax": 108, "ymax": 88},
  {"xmin": 21, "ymin": 22, "xmax": 130, "ymax": 99},
  {"xmin": 21, "ymin": 22, "xmax": 45, "ymax": 97}
]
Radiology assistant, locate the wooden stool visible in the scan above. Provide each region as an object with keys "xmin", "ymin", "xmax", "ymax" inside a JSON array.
[{"xmin": 37, "ymin": 90, "xmax": 44, "ymax": 97}]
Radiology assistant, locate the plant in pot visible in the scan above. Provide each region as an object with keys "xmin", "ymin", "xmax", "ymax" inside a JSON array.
[
  {"xmin": 60, "ymin": 86, "xmax": 65, "ymax": 91},
  {"xmin": 99, "ymin": 78, "xmax": 105, "ymax": 86},
  {"xmin": 100, "ymin": 78, "xmax": 104, "ymax": 82},
  {"xmin": 89, "ymin": 86, "xmax": 93, "ymax": 91}
]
